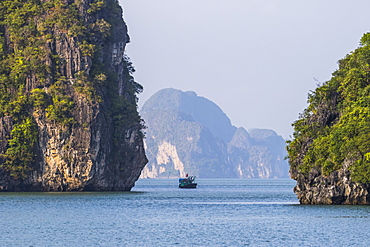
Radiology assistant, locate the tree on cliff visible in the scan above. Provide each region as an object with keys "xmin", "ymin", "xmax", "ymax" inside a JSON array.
[
  {"xmin": 287, "ymin": 32, "xmax": 370, "ymax": 184},
  {"xmin": 0, "ymin": 0, "xmax": 147, "ymax": 191}
]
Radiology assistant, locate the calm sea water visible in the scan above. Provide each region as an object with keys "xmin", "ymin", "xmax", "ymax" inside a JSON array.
[{"xmin": 0, "ymin": 179, "xmax": 369, "ymax": 246}]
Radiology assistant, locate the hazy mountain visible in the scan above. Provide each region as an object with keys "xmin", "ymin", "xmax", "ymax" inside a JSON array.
[
  {"xmin": 142, "ymin": 88, "xmax": 236, "ymax": 143},
  {"xmin": 140, "ymin": 88, "xmax": 288, "ymax": 178},
  {"xmin": 228, "ymin": 128, "xmax": 289, "ymax": 178}
]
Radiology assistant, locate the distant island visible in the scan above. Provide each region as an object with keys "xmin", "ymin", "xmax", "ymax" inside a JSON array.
[
  {"xmin": 140, "ymin": 88, "xmax": 289, "ymax": 179},
  {"xmin": 287, "ymin": 33, "xmax": 370, "ymax": 204}
]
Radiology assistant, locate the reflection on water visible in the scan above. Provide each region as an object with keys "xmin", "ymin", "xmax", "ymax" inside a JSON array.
[
  {"xmin": 186, "ymin": 201, "xmax": 300, "ymax": 205},
  {"xmin": 0, "ymin": 179, "xmax": 370, "ymax": 246}
]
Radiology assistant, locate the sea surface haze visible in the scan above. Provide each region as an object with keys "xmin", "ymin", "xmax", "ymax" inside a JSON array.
[{"xmin": 0, "ymin": 179, "xmax": 369, "ymax": 246}]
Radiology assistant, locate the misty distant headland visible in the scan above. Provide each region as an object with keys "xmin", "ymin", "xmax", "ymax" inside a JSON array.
[{"xmin": 140, "ymin": 88, "xmax": 289, "ymax": 179}]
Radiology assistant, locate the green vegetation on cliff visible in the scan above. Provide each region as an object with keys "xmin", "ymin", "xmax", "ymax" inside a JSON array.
[
  {"xmin": 287, "ymin": 33, "xmax": 370, "ymax": 183},
  {"xmin": 0, "ymin": 0, "xmax": 143, "ymax": 180},
  {"xmin": 0, "ymin": 0, "xmax": 93, "ymax": 178},
  {"xmin": 0, "ymin": 0, "xmax": 110, "ymax": 118},
  {"xmin": 2, "ymin": 117, "xmax": 37, "ymax": 179}
]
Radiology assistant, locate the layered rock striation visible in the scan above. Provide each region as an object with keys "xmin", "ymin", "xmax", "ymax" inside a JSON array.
[{"xmin": 0, "ymin": 0, "xmax": 147, "ymax": 191}]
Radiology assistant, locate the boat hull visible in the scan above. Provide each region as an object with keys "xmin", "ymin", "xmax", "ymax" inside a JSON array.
[{"xmin": 179, "ymin": 183, "xmax": 197, "ymax": 189}]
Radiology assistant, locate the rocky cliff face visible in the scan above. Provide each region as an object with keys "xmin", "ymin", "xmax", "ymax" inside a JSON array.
[
  {"xmin": 0, "ymin": 0, "xmax": 147, "ymax": 191},
  {"xmin": 291, "ymin": 167, "xmax": 370, "ymax": 205},
  {"xmin": 287, "ymin": 33, "xmax": 370, "ymax": 204},
  {"xmin": 140, "ymin": 88, "xmax": 288, "ymax": 178}
]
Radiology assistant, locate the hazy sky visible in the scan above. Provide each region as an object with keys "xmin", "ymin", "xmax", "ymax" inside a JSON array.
[{"xmin": 119, "ymin": 0, "xmax": 370, "ymax": 139}]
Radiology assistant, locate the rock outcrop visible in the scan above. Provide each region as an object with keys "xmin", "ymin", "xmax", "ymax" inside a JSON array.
[
  {"xmin": 291, "ymin": 168, "xmax": 370, "ymax": 205},
  {"xmin": 287, "ymin": 32, "xmax": 370, "ymax": 204},
  {"xmin": 0, "ymin": 0, "xmax": 147, "ymax": 191},
  {"xmin": 140, "ymin": 88, "xmax": 288, "ymax": 178}
]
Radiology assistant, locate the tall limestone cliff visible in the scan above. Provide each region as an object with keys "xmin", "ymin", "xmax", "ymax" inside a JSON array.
[
  {"xmin": 0, "ymin": 0, "xmax": 147, "ymax": 191},
  {"xmin": 287, "ymin": 33, "xmax": 370, "ymax": 204},
  {"xmin": 140, "ymin": 88, "xmax": 288, "ymax": 178}
]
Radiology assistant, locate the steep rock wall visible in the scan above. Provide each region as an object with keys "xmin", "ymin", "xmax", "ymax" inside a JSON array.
[
  {"xmin": 0, "ymin": 0, "xmax": 147, "ymax": 191},
  {"xmin": 291, "ymin": 167, "xmax": 370, "ymax": 205}
]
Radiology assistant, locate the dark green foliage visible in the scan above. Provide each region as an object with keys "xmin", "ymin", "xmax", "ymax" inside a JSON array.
[
  {"xmin": 46, "ymin": 78, "xmax": 75, "ymax": 125},
  {"xmin": 87, "ymin": 0, "xmax": 106, "ymax": 14},
  {"xmin": 350, "ymin": 159, "xmax": 370, "ymax": 184},
  {"xmin": 0, "ymin": 0, "xmax": 144, "ymax": 180},
  {"xmin": 72, "ymin": 71, "xmax": 102, "ymax": 103},
  {"xmin": 287, "ymin": 32, "xmax": 370, "ymax": 183},
  {"xmin": 123, "ymin": 55, "xmax": 143, "ymax": 96},
  {"xmin": 30, "ymin": 88, "xmax": 48, "ymax": 110},
  {"xmin": 1, "ymin": 117, "xmax": 37, "ymax": 179},
  {"xmin": 5, "ymin": 87, "xmax": 31, "ymax": 121},
  {"xmin": 0, "ymin": 0, "xmax": 119, "ymax": 118},
  {"xmin": 109, "ymin": 55, "xmax": 144, "ymax": 160}
]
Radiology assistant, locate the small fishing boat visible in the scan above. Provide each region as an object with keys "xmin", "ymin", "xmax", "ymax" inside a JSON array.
[{"xmin": 179, "ymin": 175, "xmax": 197, "ymax": 188}]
